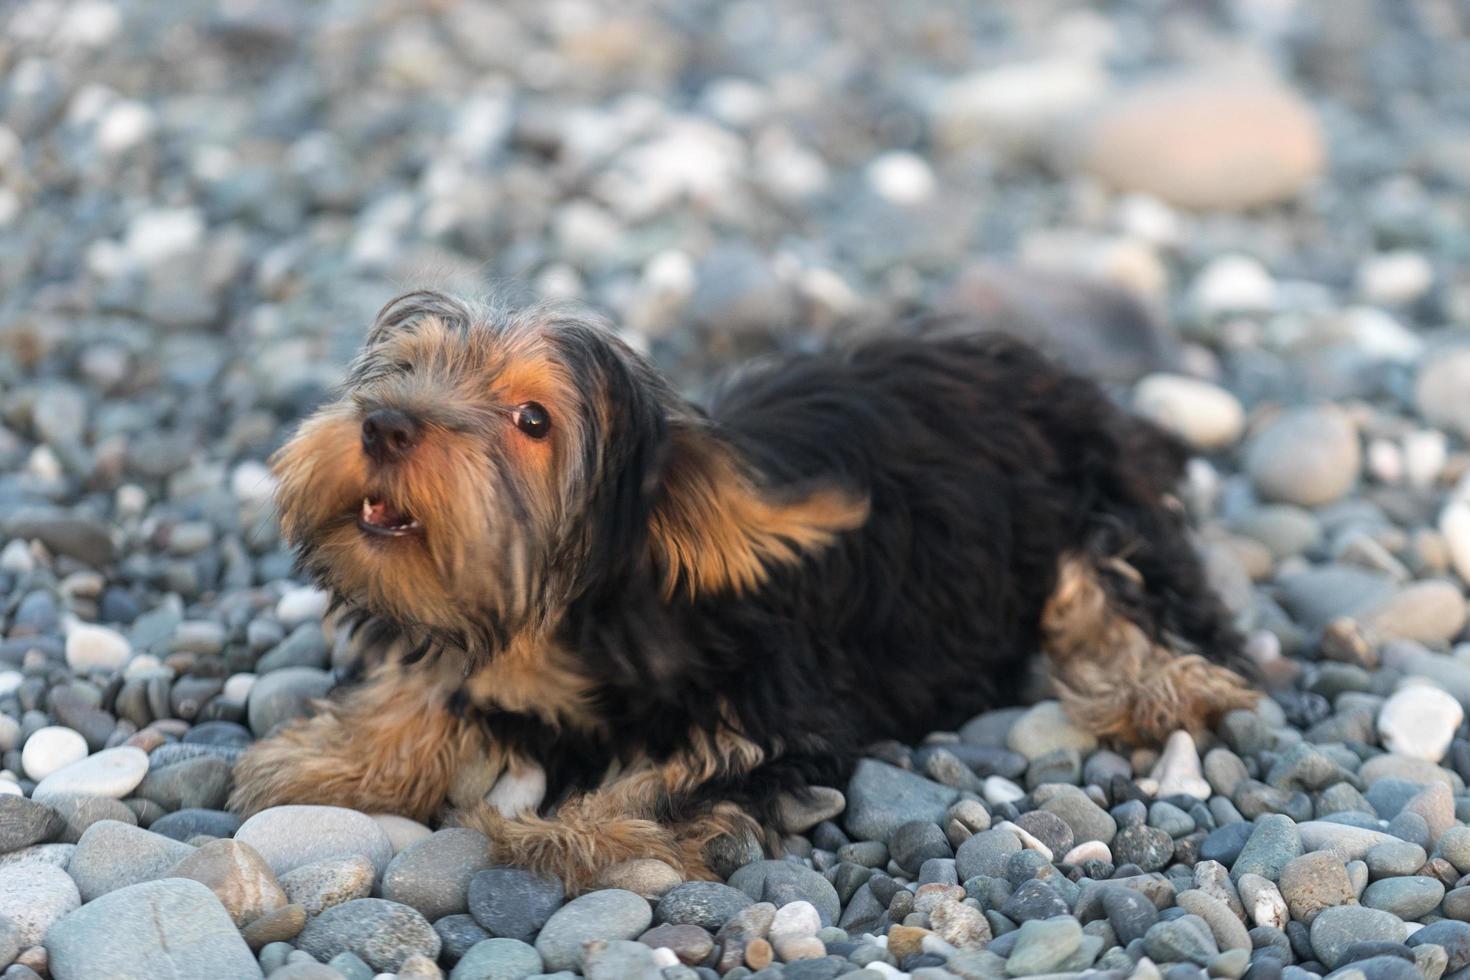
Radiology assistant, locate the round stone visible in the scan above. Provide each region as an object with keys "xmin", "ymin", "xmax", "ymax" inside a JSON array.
[
  {"xmin": 1309, "ymin": 905, "xmax": 1407, "ymax": 969},
  {"xmin": 296, "ymin": 897, "xmax": 441, "ymax": 973},
  {"xmin": 1076, "ymin": 74, "xmax": 1324, "ymax": 210},
  {"xmin": 535, "ymin": 889, "xmax": 653, "ymax": 973},
  {"xmin": 450, "ymin": 937, "xmax": 543, "ymax": 980},
  {"xmin": 235, "ymin": 805, "xmax": 394, "ymax": 879},
  {"xmin": 655, "ymin": 881, "xmax": 754, "ymax": 931},
  {"xmin": 20, "ymin": 726, "xmax": 88, "ymax": 781},
  {"xmin": 1133, "ymin": 373, "xmax": 1245, "ymax": 451},
  {"xmin": 1378, "ymin": 684, "xmax": 1464, "ymax": 763},
  {"xmin": 0, "ymin": 860, "xmax": 80, "ymax": 946},
  {"xmin": 1245, "ymin": 405, "xmax": 1361, "ymax": 508},
  {"xmin": 64, "ymin": 622, "xmax": 131, "ymax": 672},
  {"xmin": 383, "ymin": 828, "xmax": 493, "ymax": 922},
  {"xmin": 466, "ymin": 866, "xmax": 565, "ymax": 942}
]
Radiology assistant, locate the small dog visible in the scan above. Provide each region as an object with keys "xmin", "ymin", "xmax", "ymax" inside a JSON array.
[{"xmin": 230, "ymin": 290, "xmax": 1256, "ymax": 888}]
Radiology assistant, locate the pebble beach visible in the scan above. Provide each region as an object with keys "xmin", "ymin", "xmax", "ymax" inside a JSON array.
[{"xmin": 4, "ymin": 0, "xmax": 1470, "ymax": 978}]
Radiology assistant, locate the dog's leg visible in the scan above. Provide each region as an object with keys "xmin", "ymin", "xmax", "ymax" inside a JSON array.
[
  {"xmin": 1042, "ymin": 554, "xmax": 1257, "ymax": 744},
  {"xmin": 455, "ymin": 722, "xmax": 765, "ymax": 893},
  {"xmin": 229, "ymin": 665, "xmax": 496, "ymax": 821}
]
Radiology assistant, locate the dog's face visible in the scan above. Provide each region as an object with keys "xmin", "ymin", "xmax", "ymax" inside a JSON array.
[{"xmin": 272, "ymin": 292, "xmax": 867, "ymax": 658}]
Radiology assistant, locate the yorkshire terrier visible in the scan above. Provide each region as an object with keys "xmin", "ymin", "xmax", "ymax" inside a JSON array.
[{"xmin": 229, "ymin": 290, "xmax": 1256, "ymax": 889}]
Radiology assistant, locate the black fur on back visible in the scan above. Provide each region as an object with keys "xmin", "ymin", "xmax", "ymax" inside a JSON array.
[{"xmin": 490, "ymin": 329, "xmax": 1251, "ymax": 825}]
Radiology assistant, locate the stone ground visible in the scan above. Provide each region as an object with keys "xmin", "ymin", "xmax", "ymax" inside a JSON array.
[{"xmin": 3, "ymin": 0, "xmax": 1470, "ymax": 978}]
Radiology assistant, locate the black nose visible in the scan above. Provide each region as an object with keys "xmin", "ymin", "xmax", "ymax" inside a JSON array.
[{"xmin": 361, "ymin": 409, "xmax": 420, "ymax": 463}]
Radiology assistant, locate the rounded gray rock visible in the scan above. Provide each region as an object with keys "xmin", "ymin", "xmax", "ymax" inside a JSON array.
[
  {"xmin": 46, "ymin": 877, "xmax": 260, "ymax": 980},
  {"xmin": 1309, "ymin": 905, "xmax": 1407, "ymax": 969},
  {"xmin": 383, "ymin": 828, "xmax": 492, "ymax": 922},
  {"xmin": 295, "ymin": 897, "xmax": 441, "ymax": 972},
  {"xmin": 535, "ymin": 889, "xmax": 652, "ymax": 972},
  {"xmin": 450, "ymin": 937, "xmax": 543, "ymax": 980}
]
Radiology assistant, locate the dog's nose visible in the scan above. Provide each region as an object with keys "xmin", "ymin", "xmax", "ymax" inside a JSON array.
[{"xmin": 361, "ymin": 409, "xmax": 421, "ymax": 463}]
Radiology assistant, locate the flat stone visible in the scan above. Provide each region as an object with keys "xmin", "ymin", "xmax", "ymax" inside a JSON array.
[
  {"xmin": 46, "ymin": 877, "xmax": 260, "ymax": 979},
  {"xmin": 1361, "ymin": 876, "xmax": 1445, "ymax": 920},
  {"xmin": 1309, "ymin": 906, "xmax": 1407, "ymax": 969},
  {"xmin": 843, "ymin": 759, "xmax": 959, "ymax": 842},
  {"xmin": 31, "ymin": 746, "xmax": 147, "ymax": 803}
]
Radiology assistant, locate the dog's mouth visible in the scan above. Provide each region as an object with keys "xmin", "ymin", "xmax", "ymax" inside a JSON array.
[{"xmin": 357, "ymin": 497, "xmax": 421, "ymax": 537}]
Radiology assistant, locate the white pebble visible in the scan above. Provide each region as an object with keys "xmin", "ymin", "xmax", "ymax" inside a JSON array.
[
  {"xmin": 1150, "ymin": 730, "xmax": 1211, "ymax": 800},
  {"xmin": 0, "ymin": 672, "xmax": 21, "ymax": 698},
  {"xmin": 1132, "ymin": 373, "xmax": 1245, "ymax": 452},
  {"xmin": 64, "ymin": 622, "xmax": 131, "ymax": 672},
  {"xmin": 95, "ymin": 99, "xmax": 155, "ymax": 155},
  {"xmin": 124, "ymin": 207, "xmax": 205, "ymax": 268},
  {"xmin": 0, "ymin": 715, "xmax": 19, "ymax": 752},
  {"xmin": 1190, "ymin": 254, "xmax": 1276, "ymax": 317},
  {"xmin": 276, "ymin": 586, "xmax": 330, "ymax": 627},
  {"xmin": 21, "ymin": 726, "xmax": 89, "ymax": 781},
  {"xmin": 983, "ymin": 775, "xmax": 1025, "ymax": 806},
  {"xmin": 223, "ymin": 673, "xmax": 257, "ymax": 703},
  {"xmin": 0, "ymin": 782, "xmax": 22, "ymax": 797},
  {"xmin": 1366, "ymin": 438, "xmax": 1403, "ymax": 485},
  {"xmin": 1357, "ymin": 250, "xmax": 1434, "ymax": 305},
  {"xmin": 995, "ymin": 820, "xmax": 1053, "ymax": 862},
  {"xmin": 769, "ymin": 901, "xmax": 821, "ymax": 944},
  {"xmin": 0, "ymin": 540, "xmax": 34, "ymax": 574},
  {"xmin": 115, "ymin": 483, "xmax": 149, "ymax": 518},
  {"xmin": 1404, "ymin": 430, "xmax": 1447, "ymax": 490},
  {"xmin": 649, "ymin": 947, "xmax": 679, "ymax": 968},
  {"xmin": 1063, "ymin": 841, "xmax": 1111, "ymax": 865},
  {"xmin": 1440, "ymin": 494, "xmax": 1470, "ymax": 587},
  {"xmin": 231, "ymin": 460, "xmax": 277, "ymax": 505},
  {"xmin": 866, "ymin": 151, "xmax": 937, "ymax": 205},
  {"xmin": 1377, "ymin": 684, "xmax": 1463, "ymax": 763},
  {"xmin": 32, "ymin": 746, "xmax": 148, "ymax": 802}
]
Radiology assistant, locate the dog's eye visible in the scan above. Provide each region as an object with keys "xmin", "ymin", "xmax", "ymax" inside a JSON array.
[
  {"xmin": 513, "ymin": 402, "xmax": 551, "ymax": 439},
  {"xmin": 395, "ymin": 360, "xmax": 414, "ymax": 374}
]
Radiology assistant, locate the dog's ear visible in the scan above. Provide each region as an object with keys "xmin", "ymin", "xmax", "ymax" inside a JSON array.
[{"xmin": 647, "ymin": 421, "xmax": 869, "ymax": 600}]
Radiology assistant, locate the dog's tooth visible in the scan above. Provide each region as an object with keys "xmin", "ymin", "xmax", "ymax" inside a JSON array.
[{"xmin": 362, "ymin": 498, "xmax": 373, "ymax": 521}]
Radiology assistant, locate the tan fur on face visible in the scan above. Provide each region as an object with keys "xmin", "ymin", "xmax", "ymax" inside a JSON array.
[
  {"xmin": 650, "ymin": 425, "xmax": 870, "ymax": 600},
  {"xmin": 270, "ymin": 313, "xmax": 592, "ymax": 648},
  {"xmin": 1042, "ymin": 555, "xmax": 1257, "ymax": 743}
]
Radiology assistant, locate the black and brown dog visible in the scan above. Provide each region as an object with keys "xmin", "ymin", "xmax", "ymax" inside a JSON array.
[{"xmin": 229, "ymin": 290, "xmax": 1257, "ymax": 889}]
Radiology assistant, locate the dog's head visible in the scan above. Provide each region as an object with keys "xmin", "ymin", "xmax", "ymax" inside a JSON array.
[{"xmin": 272, "ymin": 291, "xmax": 866, "ymax": 658}]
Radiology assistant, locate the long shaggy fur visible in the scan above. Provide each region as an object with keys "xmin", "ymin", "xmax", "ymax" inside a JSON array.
[{"xmin": 229, "ymin": 290, "xmax": 1256, "ymax": 889}]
